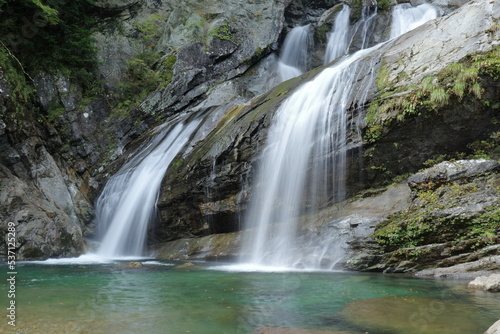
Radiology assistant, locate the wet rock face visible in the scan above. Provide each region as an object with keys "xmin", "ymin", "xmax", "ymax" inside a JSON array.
[
  {"xmin": 0, "ymin": 156, "xmax": 85, "ymax": 260},
  {"xmin": 0, "ymin": 72, "xmax": 89, "ymax": 260},
  {"xmin": 344, "ymin": 159, "xmax": 500, "ymax": 273}
]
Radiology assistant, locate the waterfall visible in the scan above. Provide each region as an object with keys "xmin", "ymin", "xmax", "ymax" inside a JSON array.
[
  {"xmin": 241, "ymin": 2, "xmax": 441, "ymax": 270},
  {"xmin": 242, "ymin": 46, "xmax": 380, "ymax": 269},
  {"xmin": 96, "ymin": 116, "xmax": 201, "ymax": 258},
  {"xmin": 324, "ymin": 5, "xmax": 351, "ymax": 64},
  {"xmin": 278, "ymin": 25, "xmax": 310, "ymax": 82},
  {"xmin": 390, "ymin": 3, "xmax": 442, "ymax": 39}
]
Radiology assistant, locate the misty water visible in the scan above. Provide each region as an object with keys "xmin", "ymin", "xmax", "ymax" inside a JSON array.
[{"xmin": 1, "ymin": 260, "xmax": 499, "ymax": 334}]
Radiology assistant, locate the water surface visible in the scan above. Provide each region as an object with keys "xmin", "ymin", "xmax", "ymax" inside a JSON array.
[{"xmin": 1, "ymin": 261, "xmax": 498, "ymax": 333}]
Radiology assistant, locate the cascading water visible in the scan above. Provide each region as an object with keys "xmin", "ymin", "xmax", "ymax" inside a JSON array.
[
  {"xmin": 241, "ymin": 2, "xmax": 442, "ymax": 270},
  {"xmin": 324, "ymin": 5, "xmax": 351, "ymax": 64},
  {"xmin": 242, "ymin": 46, "xmax": 380, "ymax": 269},
  {"xmin": 349, "ymin": 3, "xmax": 378, "ymax": 51},
  {"xmin": 96, "ymin": 116, "xmax": 201, "ymax": 258},
  {"xmin": 390, "ymin": 3, "xmax": 443, "ymax": 38},
  {"xmin": 278, "ymin": 25, "xmax": 310, "ymax": 82},
  {"xmin": 324, "ymin": 4, "xmax": 378, "ymax": 65}
]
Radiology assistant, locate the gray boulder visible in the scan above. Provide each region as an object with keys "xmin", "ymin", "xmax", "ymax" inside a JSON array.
[
  {"xmin": 484, "ymin": 319, "xmax": 500, "ymax": 334},
  {"xmin": 468, "ymin": 273, "xmax": 500, "ymax": 292},
  {"xmin": 408, "ymin": 160, "xmax": 500, "ymax": 190}
]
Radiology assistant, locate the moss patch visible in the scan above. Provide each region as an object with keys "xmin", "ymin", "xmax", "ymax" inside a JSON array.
[
  {"xmin": 374, "ymin": 175, "xmax": 500, "ymax": 254},
  {"xmin": 365, "ymin": 46, "xmax": 500, "ymax": 143}
]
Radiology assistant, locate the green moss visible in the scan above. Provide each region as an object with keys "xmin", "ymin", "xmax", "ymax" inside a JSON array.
[
  {"xmin": 133, "ymin": 13, "xmax": 166, "ymax": 46},
  {"xmin": 209, "ymin": 22, "xmax": 240, "ymax": 45},
  {"xmin": 46, "ymin": 104, "xmax": 65, "ymax": 121},
  {"xmin": 115, "ymin": 52, "xmax": 176, "ymax": 112},
  {"xmin": 375, "ymin": 180, "xmax": 499, "ymax": 252},
  {"xmin": 160, "ymin": 54, "xmax": 177, "ymax": 88},
  {"xmin": 365, "ymin": 46, "xmax": 500, "ymax": 143},
  {"xmin": 315, "ymin": 23, "xmax": 331, "ymax": 44},
  {"xmin": 350, "ymin": 0, "xmax": 363, "ymax": 23}
]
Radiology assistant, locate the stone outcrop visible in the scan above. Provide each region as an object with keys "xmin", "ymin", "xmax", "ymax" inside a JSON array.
[
  {"xmin": 344, "ymin": 159, "xmax": 500, "ymax": 273},
  {"xmin": 0, "ymin": 73, "xmax": 90, "ymax": 260}
]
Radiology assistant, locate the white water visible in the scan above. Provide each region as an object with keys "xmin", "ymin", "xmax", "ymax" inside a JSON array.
[
  {"xmin": 242, "ymin": 3, "xmax": 442, "ymax": 270},
  {"xmin": 243, "ymin": 46, "xmax": 380, "ymax": 269},
  {"xmin": 390, "ymin": 3, "xmax": 442, "ymax": 39},
  {"xmin": 324, "ymin": 5, "xmax": 351, "ymax": 64},
  {"xmin": 95, "ymin": 117, "xmax": 201, "ymax": 258},
  {"xmin": 349, "ymin": 4, "xmax": 378, "ymax": 51},
  {"xmin": 278, "ymin": 25, "xmax": 310, "ymax": 82}
]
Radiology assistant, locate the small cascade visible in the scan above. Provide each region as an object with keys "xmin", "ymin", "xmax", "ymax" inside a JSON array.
[
  {"xmin": 324, "ymin": 5, "xmax": 351, "ymax": 64},
  {"xmin": 96, "ymin": 116, "xmax": 201, "ymax": 258},
  {"xmin": 390, "ymin": 3, "xmax": 442, "ymax": 39},
  {"xmin": 349, "ymin": 3, "xmax": 378, "ymax": 51},
  {"xmin": 241, "ymin": 2, "xmax": 442, "ymax": 270},
  {"xmin": 278, "ymin": 25, "xmax": 311, "ymax": 82}
]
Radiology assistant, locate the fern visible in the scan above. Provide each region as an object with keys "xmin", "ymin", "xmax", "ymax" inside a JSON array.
[
  {"xmin": 452, "ymin": 81, "xmax": 466, "ymax": 99},
  {"xmin": 429, "ymin": 87, "xmax": 449, "ymax": 106}
]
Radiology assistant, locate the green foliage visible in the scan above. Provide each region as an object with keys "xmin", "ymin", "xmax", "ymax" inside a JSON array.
[
  {"xmin": 0, "ymin": 1, "xmax": 102, "ymax": 88},
  {"xmin": 365, "ymin": 46, "xmax": 500, "ymax": 144},
  {"xmin": 375, "ymin": 179, "xmax": 499, "ymax": 252},
  {"xmin": 0, "ymin": 47, "xmax": 34, "ymax": 116},
  {"xmin": 467, "ymin": 131, "xmax": 500, "ymax": 159},
  {"xmin": 423, "ymin": 154, "xmax": 448, "ymax": 167},
  {"xmin": 46, "ymin": 103, "xmax": 65, "ymax": 121},
  {"xmin": 116, "ymin": 52, "xmax": 177, "ymax": 112},
  {"xmin": 377, "ymin": 0, "xmax": 392, "ymax": 11},
  {"xmin": 160, "ymin": 54, "xmax": 176, "ymax": 87},
  {"xmin": 209, "ymin": 22, "xmax": 240, "ymax": 44},
  {"xmin": 133, "ymin": 14, "xmax": 166, "ymax": 47}
]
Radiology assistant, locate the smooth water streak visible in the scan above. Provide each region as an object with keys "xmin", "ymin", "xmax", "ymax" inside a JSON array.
[
  {"xmin": 324, "ymin": 5, "xmax": 351, "ymax": 64},
  {"xmin": 278, "ymin": 25, "xmax": 311, "ymax": 81},
  {"xmin": 95, "ymin": 117, "xmax": 201, "ymax": 258}
]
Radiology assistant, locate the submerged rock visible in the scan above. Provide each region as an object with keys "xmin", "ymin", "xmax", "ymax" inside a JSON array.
[
  {"xmin": 123, "ymin": 262, "xmax": 144, "ymax": 268},
  {"xmin": 175, "ymin": 262, "xmax": 201, "ymax": 269},
  {"xmin": 254, "ymin": 328, "xmax": 355, "ymax": 334},
  {"xmin": 339, "ymin": 296, "xmax": 492, "ymax": 334}
]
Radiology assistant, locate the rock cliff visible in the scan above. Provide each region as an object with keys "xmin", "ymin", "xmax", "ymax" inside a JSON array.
[{"xmin": 1, "ymin": 0, "xmax": 498, "ymax": 269}]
